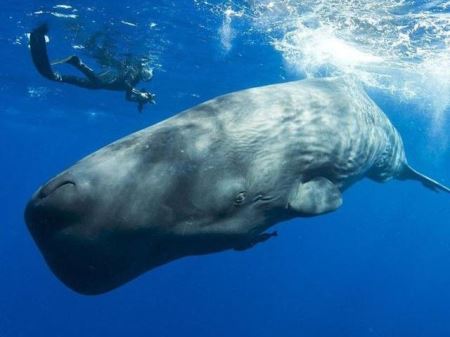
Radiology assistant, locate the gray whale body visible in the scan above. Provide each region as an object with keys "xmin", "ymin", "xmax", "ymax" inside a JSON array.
[{"xmin": 25, "ymin": 77, "xmax": 449, "ymax": 294}]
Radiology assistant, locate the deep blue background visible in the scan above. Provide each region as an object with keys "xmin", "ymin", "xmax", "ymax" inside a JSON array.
[{"xmin": 1, "ymin": 1, "xmax": 449, "ymax": 336}]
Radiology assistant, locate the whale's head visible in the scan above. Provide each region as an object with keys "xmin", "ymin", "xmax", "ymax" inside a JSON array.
[{"xmin": 25, "ymin": 122, "xmax": 284, "ymax": 294}]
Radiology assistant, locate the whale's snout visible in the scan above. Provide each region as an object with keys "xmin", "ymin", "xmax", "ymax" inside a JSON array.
[
  {"xmin": 23, "ymin": 172, "xmax": 111, "ymax": 295},
  {"xmin": 24, "ymin": 167, "xmax": 175, "ymax": 295}
]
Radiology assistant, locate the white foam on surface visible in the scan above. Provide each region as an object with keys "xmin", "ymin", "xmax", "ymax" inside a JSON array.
[
  {"xmin": 198, "ymin": 0, "xmax": 450, "ymax": 142},
  {"xmin": 53, "ymin": 4, "xmax": 72, "ymax": 10},
  {"xmin": 219, "ymin": 8, "xmax": 244, "ymax": 53}
]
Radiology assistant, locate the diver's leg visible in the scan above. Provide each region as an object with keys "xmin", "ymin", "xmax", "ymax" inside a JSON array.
[
  {"xmin": 52, "ymin": 55, "xmax": 100, "ymax": 83},
  {"xmin": 51, "ymin": 56, "xmax": 79, "ymax": 66},
  {"xmin": 30, "ymin": 25, "xmax": 100, "ymax": 89},
  {"xmin": 57, "ymin": 75, "xmax": 100, "ymax": 89},
  {"xmin": 64, "ymin": 56, "xmax": 100, "ymax": 83}
]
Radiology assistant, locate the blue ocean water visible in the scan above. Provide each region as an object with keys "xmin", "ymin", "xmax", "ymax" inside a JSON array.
[{"xmin": 1, "ymin": 1, "xmax": 449, "ymax": 336}]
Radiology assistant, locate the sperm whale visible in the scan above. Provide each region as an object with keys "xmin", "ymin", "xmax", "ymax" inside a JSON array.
[{"xmin": 25, "ymin": 77, "xmax": 449, "ymax": 294}]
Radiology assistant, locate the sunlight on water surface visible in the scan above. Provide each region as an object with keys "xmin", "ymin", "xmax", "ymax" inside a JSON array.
[{"xmin": 200, "ymin": 0, "xmax": 450, "ymax": 140}]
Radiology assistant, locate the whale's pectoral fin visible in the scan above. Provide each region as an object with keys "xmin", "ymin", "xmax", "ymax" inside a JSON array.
[
  {"xmin": 233, "ymin": 231, "xmax": 278, "ymax": 251},
  {"xmin": 288, "ymin": 177, "xmax": 342, "ymax": 215}
]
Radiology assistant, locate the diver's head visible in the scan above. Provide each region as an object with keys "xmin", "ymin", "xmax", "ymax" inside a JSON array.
[{"xmin": 140, "ymin": 65, "xmax": 153, "ymax": 82}]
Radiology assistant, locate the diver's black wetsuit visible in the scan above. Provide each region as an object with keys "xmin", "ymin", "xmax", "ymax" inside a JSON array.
[{"xmin": 29, "ymin": 24, "xmax": 155, "ymax": 112}]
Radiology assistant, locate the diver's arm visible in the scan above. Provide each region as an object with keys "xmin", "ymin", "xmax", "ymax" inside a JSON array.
[
  {"xmin": 126, "ymin": 88, "xmax": 156, "ymax": 112},
  {"xmin": 124, "ymin": 77, "xmax": 136, "ymax": 91}
]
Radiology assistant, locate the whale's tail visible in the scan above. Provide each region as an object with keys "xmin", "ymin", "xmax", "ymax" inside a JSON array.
[{"xmin": 400, "ymin": 164, "xmax": 450, "ymax": 193}]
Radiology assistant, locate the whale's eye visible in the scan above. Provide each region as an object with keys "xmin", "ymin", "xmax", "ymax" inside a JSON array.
[{"xmin": 234, "ymin": 191, "xmax": 247, "ymax": 206}]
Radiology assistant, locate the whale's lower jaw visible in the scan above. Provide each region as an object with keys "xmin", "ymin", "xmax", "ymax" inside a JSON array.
[{"xmin": 29, "ymin": 230, "xmax": 182, "ymax": 295}]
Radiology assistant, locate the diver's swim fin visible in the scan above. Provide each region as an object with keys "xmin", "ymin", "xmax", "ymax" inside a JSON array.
[
  {"xmin": 401, "ymin": 164, "xmax": 450, "ymax": 193},
  {"xmin": 29, "ymin": 24, "xmax": 59, "ymax": 81}
]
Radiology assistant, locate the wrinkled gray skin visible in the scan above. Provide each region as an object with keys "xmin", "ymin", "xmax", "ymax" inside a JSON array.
[{"xmin": 25, "ymin": 77, "xmax": 449, "ymax": 295}]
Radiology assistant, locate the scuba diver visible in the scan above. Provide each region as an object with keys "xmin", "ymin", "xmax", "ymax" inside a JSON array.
[{"xmin": 29, "ymin": 24, "xmax": 155, "ymax": 113}]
